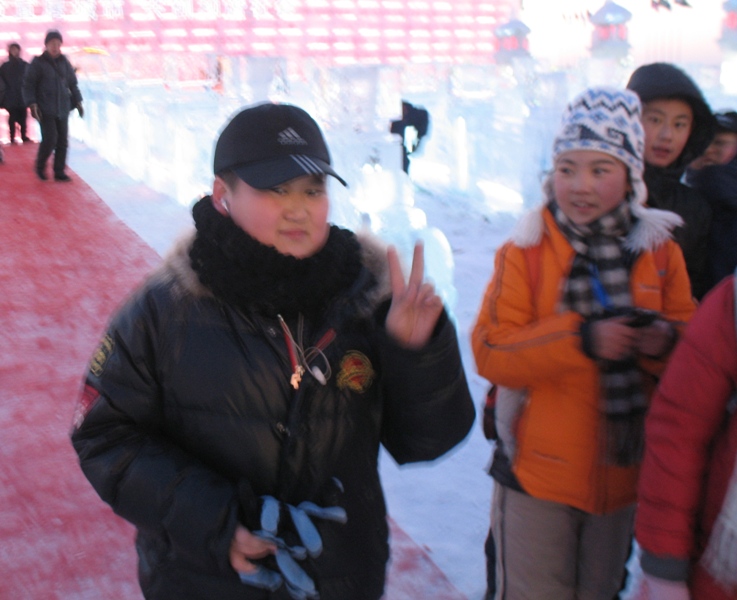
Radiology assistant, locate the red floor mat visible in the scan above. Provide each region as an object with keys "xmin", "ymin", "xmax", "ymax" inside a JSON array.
[{"xmin": 0, "ymin": 141, "xmax": 465, "ymax": 599}]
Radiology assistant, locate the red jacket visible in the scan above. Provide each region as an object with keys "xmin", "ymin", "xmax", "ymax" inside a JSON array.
[{"xmin": 636, "ymin": 275, "xmax": 737, "ymax": 599}]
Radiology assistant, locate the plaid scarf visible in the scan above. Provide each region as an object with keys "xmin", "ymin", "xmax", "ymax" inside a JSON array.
[{"xmin": 550, "ymin": 201, "xmax": 647, "ymax": 466}]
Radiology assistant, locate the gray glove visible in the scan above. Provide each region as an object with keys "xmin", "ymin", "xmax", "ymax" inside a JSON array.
[
  {"xmin": 244, "ymin": 495, "xmax": 347, "ymax": 600},
  {"xmin": 288, "ymin": 501, "xmax": 347, "ymax": 558}
]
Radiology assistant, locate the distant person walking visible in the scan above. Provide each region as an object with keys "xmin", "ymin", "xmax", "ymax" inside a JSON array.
[
  {"xmin": 0, "ymin": 43, "xmax": 30, "ymax": 144},
  {"xmin": 22, "ymin": 30, "xmax": 83, "ymax": 182},
  {"xmin": 390, "ymin": 100, "xmax": 430, "ymax": 175}
]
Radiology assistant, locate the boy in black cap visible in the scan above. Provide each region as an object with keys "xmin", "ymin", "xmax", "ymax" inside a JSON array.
[
  {"xmin": 686, "ymin": 110, "xmax": 737, "ymax": 290},
  {"xmin": 688, "ymin": 110, "xmax": 737, "ymax": 170},
  {"xmin": 627, "ymin": 62, "xmax": 716, "ymax": 300},
  {"xmin": 22, "ymin": 29, "xmax": 83, "ymax": 181},
  {"xmin": 70, "ymin": 102, "xmax": 474, "ymax": 600}
]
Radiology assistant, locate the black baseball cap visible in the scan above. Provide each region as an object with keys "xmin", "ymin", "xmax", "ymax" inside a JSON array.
[
  {"xmin": 714, "ymin": 110, "xmax": 737, "ymax": 134},
  {"xmin": 213, "ymin": 103, "xmax": 347, "ymax": 189}
]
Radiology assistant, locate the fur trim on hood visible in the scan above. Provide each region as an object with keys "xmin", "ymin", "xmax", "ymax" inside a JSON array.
[
  {"xmin": 149, "ymin": 227, "xmax": 392, "ymax": 318},
  {"xmin": 511, "ymin": 195, "xmax": 683, "ymax": 253}
]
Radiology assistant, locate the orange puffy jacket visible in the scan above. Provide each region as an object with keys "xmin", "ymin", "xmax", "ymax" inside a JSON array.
[{"xmin": 473, "ymin": 207, "xmax": 696, "ymax": 514}]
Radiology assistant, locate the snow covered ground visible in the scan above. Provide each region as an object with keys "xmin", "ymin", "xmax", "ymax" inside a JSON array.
[{"xmin": 68, "ymin": 139, "xmax": 513, "ymax": 599}]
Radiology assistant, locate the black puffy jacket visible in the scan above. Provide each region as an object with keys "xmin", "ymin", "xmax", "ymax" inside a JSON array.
[
  {"xmin": 686, "ymin": 157, "xmax": 737, "ymax": 290},
  {"xmin": 627, "ymin": 63, "xmax": 715, "ymax": 300},
  {"xmin": 22, "ymin": 51, "xmax": 82, "ymax": 118},
  {"xmin": 0, "ymin": 55, "xmax": 28, "ymax": 109},
  {"xmin": 71, "ymin": 232, "xmax": 474, "ymax": 600}
]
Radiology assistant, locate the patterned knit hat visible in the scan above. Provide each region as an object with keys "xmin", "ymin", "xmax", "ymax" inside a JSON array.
[
  {"xmin": 511, "ymin": 86, "xmax": 682, "ymax": 251},
  {"xmin": 553, "ymin": 86, "xmax": 647, "ymax": 208}
]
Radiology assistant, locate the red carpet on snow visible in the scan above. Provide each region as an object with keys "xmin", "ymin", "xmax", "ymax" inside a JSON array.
[{"xmin": 0, "ymin": 141, "xmax": 465, "ymax": 599}]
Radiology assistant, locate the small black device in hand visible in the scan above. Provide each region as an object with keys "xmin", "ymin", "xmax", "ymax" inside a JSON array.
[{"xmin": 626, "ymin": 309, "xmax": 658, "ymax": 328}]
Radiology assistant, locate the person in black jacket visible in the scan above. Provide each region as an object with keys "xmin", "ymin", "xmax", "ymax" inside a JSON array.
[
  {"xmin": 390, "ymin": 100, "xmax": 430, "ymax": 174},
  {"xmin": 71, "ymin": 102, "xmax": 474, "ymax": 600},
  {"xmin": 22, "ymin": 30, "xmax": 83, "ymax": 182},
  {"xmin": 0, "ymin": 43, "xmax": 30, "ymax": 144},
  {"xmin": 685, "ymin": 110, "xmax": 737, "ymax": 291},
  {"xmin": 626, "ymin": 62, "xmax": 716, "ymax": 300}
]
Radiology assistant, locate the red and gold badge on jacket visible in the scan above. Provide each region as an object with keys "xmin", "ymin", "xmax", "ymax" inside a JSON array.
[
  {"xmin": 336, "ymin": 351, "xmax": 375, "ymax": 393},
  {"xmin": 90, "ymin": 334, "xmax": 114, "ymax": 377}
]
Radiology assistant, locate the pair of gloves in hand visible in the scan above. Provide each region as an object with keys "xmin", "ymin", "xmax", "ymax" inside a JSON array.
[
  {"xmin": 29, "ymin": 102, "xmax": 83, "ymax": 121},
  {"xmin": 239, "ymin": 495, "xmax": 347, "ymax": 600}
]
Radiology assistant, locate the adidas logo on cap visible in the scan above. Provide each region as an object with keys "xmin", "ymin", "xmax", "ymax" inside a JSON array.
[
  {"xmin": 213, "ymin": 103, "xmax": 347, "ymax": 188},
  {"xmin": 277, "ymin": 128, "xmax": 308, "ymax": 145}
]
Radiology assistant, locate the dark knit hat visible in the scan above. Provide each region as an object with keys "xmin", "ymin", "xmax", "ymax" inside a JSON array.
[
  {"xmin": 44, "ymin": 30, "xmax": 63, "ymax": 45},
  {"xmin": 213, "ymin": 103, "xmax": 346, "ymax": 189}
]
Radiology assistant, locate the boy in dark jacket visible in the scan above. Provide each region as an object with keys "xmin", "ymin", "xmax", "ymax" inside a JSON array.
[
  {"xmin": 685, "ymin": 110, "xmax": 737, "ymax": 290},
  {"xmin": 71, "ymin": 102, "xmax": 474, "ymax": 600},
  {"xmin": 22, "ymin": 30, "xmax": 83, "ymax": 182},
  {"xmin": 627, "ymin": 62, "xmax": 716, "ymax": 300},
  {"xmin": 0, "ymin": 43, "xmax": 30, "ymax": 144}
]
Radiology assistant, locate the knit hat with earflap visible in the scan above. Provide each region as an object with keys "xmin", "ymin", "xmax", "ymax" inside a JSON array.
[
  {"xmin": 553, "ymin": 86, "xmax": 647, "ymax": 208},
  {"xmin": 512, "ymin": 86, "xmax": 683, "ymax": 251}
]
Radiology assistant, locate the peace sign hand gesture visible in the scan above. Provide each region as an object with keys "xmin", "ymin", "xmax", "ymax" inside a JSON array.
[{"xmin": 385, "ymin": 242, "xmax": 444, "ymax": 349}]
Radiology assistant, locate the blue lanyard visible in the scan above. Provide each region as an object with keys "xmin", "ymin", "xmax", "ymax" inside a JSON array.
[{"xmin": 588, "ymin": 261, "xmax": 613, "ymax": 311}]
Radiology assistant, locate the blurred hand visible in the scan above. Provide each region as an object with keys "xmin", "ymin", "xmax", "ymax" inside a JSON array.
[
  {"xmin": 76, "ymin": 102, "xmax": 84, "ymax": 118},
  {"xmin": 630, "ymin": 573, "xmax": 691, "ymax": 600},
  {"xmin": 590, "ymin": 316, "xmax": 639, "ymax": 361},
  {"xmin": 385, "ymin": 242, "xmax": 444, "ymax": 349},
  {"xmin": 30, "ymin": 103, "xmax": 41, "ymax": 121},
  {"xmin": 229, "ymin": 525, "xmax": 276, "ymax": 575},
  {"xmin": 636, "ymin": 319, "xmax": 674, "ymax": 358},
  {"xmin": 688, "ymin": 155, "xmax": 708, "ymax": 170}
]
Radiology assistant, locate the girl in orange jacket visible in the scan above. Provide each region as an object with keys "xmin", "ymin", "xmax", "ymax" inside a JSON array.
[{"xmin": 473, "ymin": 87, "xmax": 696, "ymax": 600}]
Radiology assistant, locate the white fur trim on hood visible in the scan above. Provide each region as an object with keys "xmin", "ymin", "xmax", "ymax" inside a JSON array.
[{"xmin": 511, "ymin": 174, "xmax": 682, "ymax": 253}]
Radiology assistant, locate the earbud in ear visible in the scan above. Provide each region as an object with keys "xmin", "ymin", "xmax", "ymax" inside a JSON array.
[{"xmin": 221, "ymin": 199, "xmax": 230, "ymax": 214}]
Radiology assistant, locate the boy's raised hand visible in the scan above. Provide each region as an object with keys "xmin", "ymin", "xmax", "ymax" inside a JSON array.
[{"xmin": 385, "ymin": 242, "xmax": 444, "ymax": 349}]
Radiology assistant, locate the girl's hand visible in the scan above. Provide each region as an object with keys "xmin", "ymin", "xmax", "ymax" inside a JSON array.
[
  {"xmin": 636, "ymin": 319, "xmax": 675, "ymax": 358},
  {"xmin": 590, "ymin": 316, "xmax": 639, "ymax": 361}
]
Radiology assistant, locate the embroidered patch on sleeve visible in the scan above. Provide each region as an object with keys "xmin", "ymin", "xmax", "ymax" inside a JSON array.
[
  {"xmin": 72, "ymin": 384, "xmax": 101, "ymax": 430},
  {"xmin": 336, "ymin": 351, "xmax": 375, "ymax": 393},
  {"xmin": 90, "ymin": 334, "xmax": 114, "ymax": 377}
]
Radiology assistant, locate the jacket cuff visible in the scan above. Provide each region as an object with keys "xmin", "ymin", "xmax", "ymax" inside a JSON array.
[
  {"xmin": 579, "ymin": 319, "xmax": 597, "ymax": 360},
  {"xmin": 640, "ymin": 550, "xmax": 690, "ymax": 582}
]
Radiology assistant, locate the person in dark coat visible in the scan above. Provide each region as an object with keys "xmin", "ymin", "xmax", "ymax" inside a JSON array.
[
  {"xmin": 70, "ymin": 102, "xmax": 475, "ymax": 600},
  {"xmin": 627, "ymin": 62, "xmax": 716, "ymax": 300},
  {"xmin": 390, "ymin": 100, "xmax": 430, "ymax": 174},
  {"xmin": 22, "ymin": 29, "xmax": 83, "ymax": 182},
  {"xmin": 685, "ymin": 110, "xmax": 737, "ymax": 291},
  {"xmin": 0, "ymin": 43, "xmax": 30, "ymax": 144}
]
